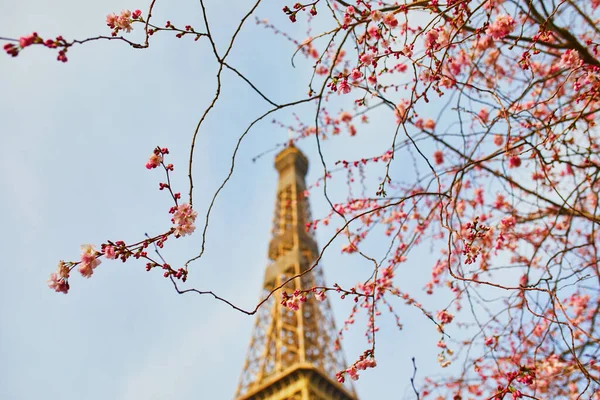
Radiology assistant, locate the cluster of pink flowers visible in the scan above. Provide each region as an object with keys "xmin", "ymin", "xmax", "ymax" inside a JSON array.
[
  {"xmin": 103, "ymin": 245, "xmax": 117, "ymax": 259},
  {"xmin": 478, "ymin": 108, "xmax": 490, "ymax": 124},
  {"xmin": 354, "ymin": 266, "xmax": 395, "ymax": 302},
  {"xmin": 3, "ymin": 33, "xmax": 68, "ymax": 62},
  {"xmin": 394, "ymin": 101, "xmax": 408, "ymax": 123},
  {"xmin": 494, "ymin": 216, "xmax": 516, "ymax": 250},
  {"xmin": 486, "ymin": 15, "xmax": 516, "ymax": 40},
  {"xmin": 462, "ymin": 217, "xmax": 492, "ymax": 264},
  {"xmin": 437, "ymin": 310, "xmax": 454, "ymax": 324},
  {"xmin": 433, "ymin": 150, "xmax": 444, "ymax": 165},
  {"xmin": 367, "ymin": 24, "xmax": 380, "ymax": 40},
  {"xmin": 508, "ymin": 155, "xmax": 522, "ymax": 168},
  {"xmin": 350, "ymin": 68, "xmax": 363, "ymax": 81},
  {"xmin": 342, "ymin": 6, "xmax": 356, "ymax": 26},
  {"xmin": 359, "ymin": 52, "xmax": 374, "ymax": 65},
  {"xmin": 355, "ymin": 357, "xmax": 376, "ymax": 371},
  {"xmin": 337, "ymin": 79, "xmax": 351, "ymax": 94},
  {"xmin": 281, "ymin": 290, "xmax": 307, "ymax": 311},
  {"xmin": 484, "ymin": 336, "xmax": 498, "ymax": 347},
  {"xmin": 566, "ymin": 292, "xmax": 591, "ymax": 326},
  {"xmin": 106, "ymin": 9, "xmax": 142, "ymax": 34},
  {"xmin": 47, "ymin": 146, "xmax": 192, "ymax": 294},
  {"xmin": 345, "ymin": 367, "xmax": 359, "ymax": 381},
  {"xmin": 47, "ymin": 261, "xmax": 70, "ymax": 294},
  {"xmin": 370, "ymin": 10, "xmax": 382, "ymax": 22},
  {"xmin": 415, "ymin": 118, "xmax": 436, "ymax": 131},
  {"xmin": 78, "ymin": 244, "xmax": 101, "ymax": 278},
  {"xmin": 560, "ymin": 49, "xmax": 581, "ymax": 69},
  {"xmin": 171, "ymin": 203, "xmax": 197, "ymax": 237},
  {"xmin": 282, "ymin": 3, "xmax": 317, "ymax": 22},
  {"xmin": 145, "ymin": 150, "xmax": 163, "ymax": 169},
  {"xmin": 493, "ymin": 134, "xmax": 504, "ymax": 146},
  {"xmin": 424, "ymin": 29, "xmax": 440, "ymax": 51},
  {"xmin": 314, "ymin": 290, "xmax": 326, "ymax": 301},
  {"xmin": 336, "ymin": 353, "xmax": 377, "ymax": 383},
  {"xmin": 382, "ymin": 12, "xmax": 398, "ymax": 28},
  {"xmin": 3, "ymin": 43, "xmax": 18, "ymax": 57}
]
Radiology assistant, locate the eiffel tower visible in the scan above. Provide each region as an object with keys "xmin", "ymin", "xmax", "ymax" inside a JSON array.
[{"xmin": 234, "ymin": 144, "xmax": 357, "ymax": 400}]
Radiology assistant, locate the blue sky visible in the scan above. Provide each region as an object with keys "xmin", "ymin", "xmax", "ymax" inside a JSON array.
[{"xmin": 0, "ymin": 1, "xmax": 451, "ymax": 399}]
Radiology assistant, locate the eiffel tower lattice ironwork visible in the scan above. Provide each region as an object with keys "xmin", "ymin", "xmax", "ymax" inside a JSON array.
[{"xmin": 234, "ymin": 144, "xmax": 357, "ymax": 400}]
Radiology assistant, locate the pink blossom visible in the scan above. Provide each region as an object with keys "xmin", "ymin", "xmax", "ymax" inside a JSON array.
[
  {"xmin": 508, "ymin": 156, "xmax": 521, "ymax": 168},
  {"xmin": 367, "ymin": 24, "xmax": 380, "ymax": 40},
  {"xmin": 478, "ymin": 108, "xmax": 489, "ymax": 123},
  {"xmin": 19, "ymin": 33, "xmax": 38, "ymax": 48},
  {"xmin": 47, "ymin": 261, "xmax": 70, "ymax": 293},
  {"xmin": 560, "ymin": 49, "xmax": 581, "ymax": 69},
  {"xmin": 282, "ymin": 290, "xmax": 307, "ymax": 311},
  {"xmin": 356, "ymin": 358, "xmax": 377, "ymax": 370},
  {"xmin": 494, "ymin": 194, "xmax": 506, "ymax": 209},
  {"xmin": 486, "ymin": 15, "xmax": 515, "ymax": 40},
  {"xmin": 437, "ymin": 310, "xmax": 454, "ymax": 324},
  {"xmin": 132, "ymin": 9, "xmax": 142, "ymax": 19},
  {"xmin": 315, "ymin": 291, "xmax": 326, "ymax": 301},
  {"xmin": 447, "ymin": 56, "xmax": 465, "ymax": 77},
  {"xmin": 433, "ymin": 150, "xmax": 444, "ymax": 165},
  {"xmin": 419, "ymin": 69, "xmax": 433, "ymax": 82},
  {"xmin": 104, "ymin": 245, "xmax": 117, "ymax": 259},
  {"xmin": 342, "ymin": 13, "xmax": 352, "ymax": 26},
  {"xmin": 493, "ymin": 134, "xmax": 504, "ymax": 146},
  {"xmin": 360, "ymin": 52, "xmax": 374, "ymax": 65},
  {"xmin": 370, "ymin": 10, "xmax": 383, "ymax": 22},
  {"xmin": 4, "ymin": 43, "xmax": 19, "ymax": 57},
  {"xmin": 350, "ymin": 68, "xmax": 363, "ymax": 81},
  {"xmin": 315, "ymin": 65, "xmax": 328, "ymax": 75},
  {"xmin": 79, "ymin": 244, "xmax": 101, "ymax": 278},
  {"xmin": 106, "ymin": 13, "xmax": 118, "ymax": 29},
  {"xmin": 500, "ymin": 216, "xmax": 516, "ymax": 229},
  {"xmin": 474, "ymin": 35, "xmax": 494, "ymax": 51},
  {"xmin": 395, "ymin": 63, "xmax": 407, "ymax": 73},
  {"xmin": 382, "ymin": 13, "xmax": 398, "ymax": 28},
  {"xmin": 47, "ymin": 272, "xmax": 69, "ymax": 294},
  {"xmin": 346, "ymin": 367, "xmax": 359, "ymax": 381},
  {"xmin": 425, "ymin": 29, "xmax": 439, "ymax": 50},
  {"xmin": 394, "ymin": 102, "xmax": 407, "ymax": 123},
  {"xmin": 110, "ymin": 9, "xmax": 133, "ymax": 33},
  {"xmin": 172, "ymin": 203, "xmax": 198, "ymax": 237},
  {"xmin": 339, "ymin": 111, "xmax": 352, "ymax": 123},
  {"xmin": 338, "ymin": 80, "xmax": 351, "ymax": 94},
  {"xmin": 439, "ymin": 76, "xmax": 455, "ymax": 89},
  {"xmin": 146, "ymin": 153, "xmax": 162, "ymax": 169},
  {"xmin": 285, "ymin": 299, "xmax": 299, "ymax": 311},
  {"xmin": 57, "ymin": 50, "xmax": 67, "ymax": 63},
  {"xmin": 424, "ymin": 118, "xmax": 436, "ymax": 130},
  {"xmin": 474, "ymin": 188, "xmax": 485, "ymax": 205}
]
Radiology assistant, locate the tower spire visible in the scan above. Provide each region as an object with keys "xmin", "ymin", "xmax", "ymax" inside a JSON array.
[{"xmin": 234, "ymin": 144, "xmax": 357, "ymax": 400}]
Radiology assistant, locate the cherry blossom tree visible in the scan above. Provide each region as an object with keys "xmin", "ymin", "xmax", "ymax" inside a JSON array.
[{"xmin": 4, "ymin": 0, "xmax": 600, "ymax": 398}]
